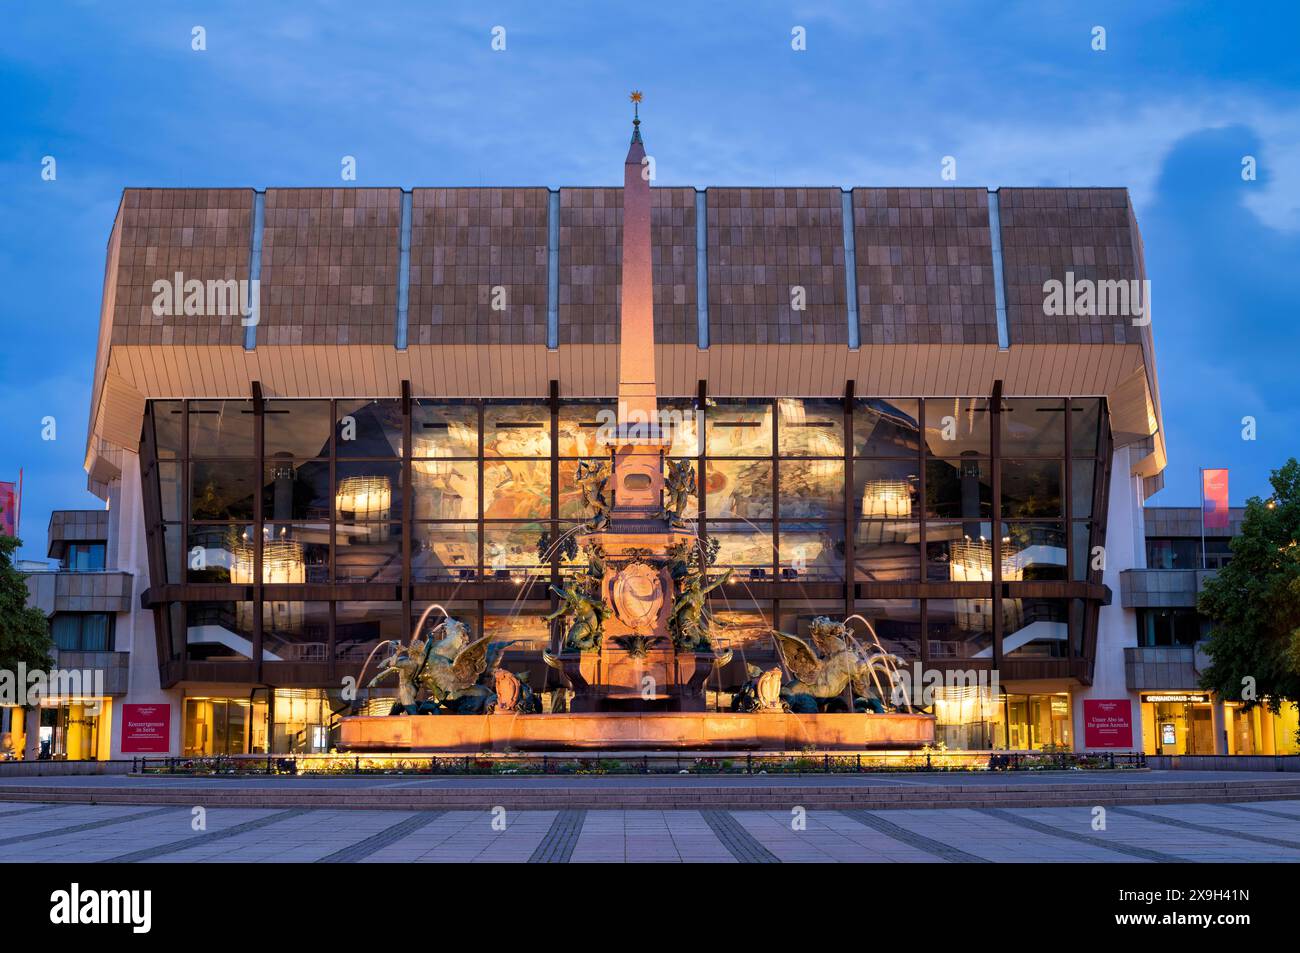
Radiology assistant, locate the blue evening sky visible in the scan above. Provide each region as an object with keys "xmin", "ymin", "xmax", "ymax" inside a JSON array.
[{"xmin": 2, "ymin": 1, "xmax": 1298, "ymax": 561}]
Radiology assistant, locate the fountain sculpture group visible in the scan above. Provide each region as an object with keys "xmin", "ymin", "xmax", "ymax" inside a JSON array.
[{"xmin": 335, "ymin": 97, "xmax": 935, "ymax": 752}]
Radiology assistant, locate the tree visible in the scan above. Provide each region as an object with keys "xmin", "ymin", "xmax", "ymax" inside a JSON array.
[
  {"xmin": 0, "ymin": 535, "xmax": 53, "ymax": 679},
  {"xmin": 1198, "ymin": 459, "xmax": 1300, "ymax": 715}
]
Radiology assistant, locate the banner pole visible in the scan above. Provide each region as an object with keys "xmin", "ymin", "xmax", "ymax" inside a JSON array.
[{"xmin": 1199, "ymin": 467, "xmax": 1206, "ymax": 571}]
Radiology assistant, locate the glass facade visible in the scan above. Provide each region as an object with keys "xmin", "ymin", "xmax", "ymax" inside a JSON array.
[{"xmin": 143, "ymin": 395, "xmax": 1108, "ymax": 677}]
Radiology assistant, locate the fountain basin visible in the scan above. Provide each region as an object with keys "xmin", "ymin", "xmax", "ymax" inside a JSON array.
[{"xmin": 337, "ymin": 711, "xmax": 935, "ymax": 753}]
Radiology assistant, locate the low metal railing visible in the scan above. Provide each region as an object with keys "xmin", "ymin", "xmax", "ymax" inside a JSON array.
[{"xmin": 132, "ymin": 749, "xmax": 1147, "ymax": 777}]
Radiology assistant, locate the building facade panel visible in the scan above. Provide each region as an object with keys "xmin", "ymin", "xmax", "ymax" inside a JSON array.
[
  {"xmin": 408, "ymin": 187, "xmax": 549, "ymax": 346},
  {"xmin": 557, "ymin": 187, "xmax": 698, "ymax": 346},
  {"xmin": 260, "ymin": 188, "xmax": 401, "ymax": 346},
  {"xmin": 110, "ymin": 188, "xmax": 254, "ymax": 347},
  {"xmin": 999, "ymin": 187, "xmax": 1144, "ymax": 346},
  {"xmin": 852, "ymin": 187, "xmax": 998, "ymax": 346},
  {"xmin": 707, "ymin": 187, "xmax": 847, "ymax": 346}
]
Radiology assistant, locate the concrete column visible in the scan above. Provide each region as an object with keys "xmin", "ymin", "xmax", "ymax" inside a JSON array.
[
  {"xmin": 1070, "ymin": 444, "xmax": 1146, "ymax": 752},
  {"xmin": 1211, "ymin": 694, "xmax": 1228, "ymax": 755},
  {"xmin": 23, "ymin": 707, "xmax": 40, "ymax": 760}
]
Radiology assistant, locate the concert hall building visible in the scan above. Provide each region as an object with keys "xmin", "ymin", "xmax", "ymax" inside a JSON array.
[{"xmin": 24, "ymin": 121, "xmax": 1284, "ymax": 762}]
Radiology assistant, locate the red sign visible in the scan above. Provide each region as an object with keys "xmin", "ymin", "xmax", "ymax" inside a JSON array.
[
  {"xmin": 0, "ymin": 481, "xmax": 16, "ymax": 537},
  {"xmin": 121, "ymin": 704, "xmax": 172, "ymax": 753},
  {"xmin": 1083, "ymin": 698, "xmax": 1133, "ymax": 748},
  {"xmin": 1202, "ymin": 468, "xmax": 1229, "ymax": 530}
]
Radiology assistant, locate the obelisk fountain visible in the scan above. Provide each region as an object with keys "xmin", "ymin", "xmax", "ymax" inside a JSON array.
[{"xmin": 545, "ymin": 93, "xmax": 729, "ymax": 712}]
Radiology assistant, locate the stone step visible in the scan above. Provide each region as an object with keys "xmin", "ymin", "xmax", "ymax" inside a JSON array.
[{"xmin": 2, "ymin": 781, "xmax": 1298, "ymax": 811}]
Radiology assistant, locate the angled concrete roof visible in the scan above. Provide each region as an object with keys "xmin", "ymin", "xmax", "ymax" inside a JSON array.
[{"xmin": 84, "ymin": 182, "xmax": 1165, "ymax": 500}]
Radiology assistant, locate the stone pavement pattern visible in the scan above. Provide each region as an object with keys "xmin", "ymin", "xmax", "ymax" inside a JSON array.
[{"xmin": 2, "ymin": 798, "xmax": 1299, "ymax": 863}]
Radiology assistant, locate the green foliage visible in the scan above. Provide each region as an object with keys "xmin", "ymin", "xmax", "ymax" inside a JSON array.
[
  {"xmin": 0, "ymin": 536, "xmax": 54, "ymax": 674},
  {"xmin": 1198, "ymin": 459, "xmax": 1300, "ymax": 712}
]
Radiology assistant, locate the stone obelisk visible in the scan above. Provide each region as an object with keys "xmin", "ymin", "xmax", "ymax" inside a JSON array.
[
  {"xmin": 608, "ymin": 91, "xmax": 665, "ymax": 519},
  {"xmin": 554, "ymin": 94, "xmax": 718, "ymax": 713}
]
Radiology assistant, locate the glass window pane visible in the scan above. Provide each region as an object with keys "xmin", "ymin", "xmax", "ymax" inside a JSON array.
[
  {"xmin": 483, "ymin": 523, "xmax": 547, "ymax": 576},
  {"xmin": 51, "ymin": 615, "xmax": 80, "ymax": 651},
  {"xmin": 777, "ymin": 398, "xmax": 844, "ymax": 456},
  {"xmin": 188, "ymin": 400, "xmax": 255, "ymax": 457},
  {"xmin": 191, "ymin": 461, "xmax": 256, "ymax": 521},
  {"xmin": 263, "ymin": 459, "xmax": 331, "ymax": 521},
  {"xmin": 484, "ymin": 603, "xmax": 551, "ymax": 651},
  {"xmin": 1073, "ymin": 522, "xmax": 1092, "ymax": 581},
  {"xmin": 413, "ymin": 401, "xmax": 479, "ymax": 458},
  {"xmin": 335, "ymin": 461, "xmax": 402, "ymax": 520},
  {"xmin": 1004, "ymin": 522, "xmax": 1067, "ymax": 581},
  {"xmin": 1005, "ymin": 598, "xmax": 1071, "ymax": 658},
  {"xmin": 778, "ymin": 460, "xmax": 844, "ymax": 517},
  {"xmin": 1001, "ymin": 459, "xmax": 1063, "ymax": 518},
  {"xmin": 1070, "ymin": 397, "xmax": 1103, "ymax": 457},
  {"xmin": 483, "ymin": 402, "xmax": 550, "ymax": 457},
  {"xmin": 927, "ymin": 598, "xmax": 994, "ymax": 660},
  {"xmin": 705, "ymin": 460, "xmax": 772, "ymax": 519},
  {"xmin": 856, "ymin": 521, "xmax": 920, "ymax": 583},
  {"xmin": 264, "ymin": 400, "xmax": 331, "ymax": 458},
  {"xmin": 162, "ymin": 523, "xmax": 183, "ymax": 584},
  {"xmin": 187, "ymin": 525, "xmax": 254, "ymax": 582},
  {"xmin": 186, "ymin": 601, "xmax": 257, "ymax": 661},
  {"xmin": 334, "ymin": 523, "xmax": 402, "ymax": 583},
  {"xmin": 158, "ymin": 461, "xmax": 183, "ymax": 521},
  {"xmin": 558, "ymin": 401, "xmax": 616, "ymax": 457},
  {"xmin": 708, "ymin": 523, "xmax": 773, "ymax": 578},
  {"xmin": 558, "ymin": 459, "xmax": 603, "ymax": 520},
  {"xmin": 926, "ymin": 522, "xmax": 996, "ymax": 582},
  {"xmin": 484, "ymin": 460, "xmax": 551, "ymax": 519},
  {"xmin": 855, "ymin": 460, "xmax": 920, "ymax": 520},
  {"xmin": 412, "ymin": 459, "xmax": 479, "ymax": 520},
  {"xmin": 779, "ymin": 522, "xmax": 844, "ymax": 581},
  {"xmin": 709, "ymin": 603, "xmax": 774, "ymax": 652},
  {"xmin": 1071, "ymin": 459, "xmax": 1096, "ymax": 519},
  {"xmin": 658, "ymin": 398, "xmax": 703, "ymax": 457},
  {"xmin": 852, "ymin": 599, "xmax": 921, "ymax": 660},
  {"xmin": 1001, "ymin": 399, "xmax": 1066, "ymax": 456},
  {"xmin": 262, "ymin": 601, "xmax": 329, "ymax": 663},
  {"xmin": 82, "ymin": 613, "xmax": 111, "ymax": 651},
  {"xmin": 335, "ymin": 601, "xmax": 406, "ymax": 663},
  {"xmin": 707, "ymin": 400, "xmax": 772, "ymax": 456},
  {"xmin": 925, "ymin": 458, "xmax": 991, "ymax": 520},
  {"xmin": 413, "ymin": 523, "xmax": 479, "ymax": 582},
  {"xmin": 854, "ymin": 398, "xmax": 920, "ymax": 457},
  {"xmin": 263, "ymin": 523, "xmax": 329, "ymax": 584},
  {"xmin": 924, "ymin": 398, "xmax": 989, "ymax": 456},
  {"xmin": 335, "ymin": 399, "xmax": 403, "ymax": 458},
  {"xmin": 152, "ymin": 402, "xmax": 184, "ymax": 459}
]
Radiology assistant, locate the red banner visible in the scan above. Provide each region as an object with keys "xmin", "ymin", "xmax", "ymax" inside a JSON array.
[
  {"xmin": 1202, "ymin": 468, "xmax": 1229, "ymax": 530},
  {"xmin": 0, "ymin": 481, "xmax": 16, "ymax": 537},
  {"xmin": 121, "ymin": 703, "xmax": 172, "ymax": 753},
  {"xmin": 1083, "ymin": 698, "xmax": 1133, "ymax": 748}
]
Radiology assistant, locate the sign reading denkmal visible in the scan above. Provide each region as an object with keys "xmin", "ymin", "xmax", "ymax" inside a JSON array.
[{"xmin": 121, "ymin": 704, "xmax": 171, "ymax": 753}]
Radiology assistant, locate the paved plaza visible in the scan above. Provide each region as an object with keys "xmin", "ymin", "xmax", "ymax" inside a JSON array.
[{"xmin": 2, "ymin": 789, "xmax": 1299, "ymax": 863}]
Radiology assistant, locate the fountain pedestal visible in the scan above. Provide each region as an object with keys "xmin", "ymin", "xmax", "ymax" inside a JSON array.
[{"xmin": 550, "ymin": 475, "xmax": 725, "ymax": 712}]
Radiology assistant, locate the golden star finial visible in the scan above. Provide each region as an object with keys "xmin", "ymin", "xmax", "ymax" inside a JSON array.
[{"xmin": 629, "ymin": 90, "xmax": 643, "ymax": 104}]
